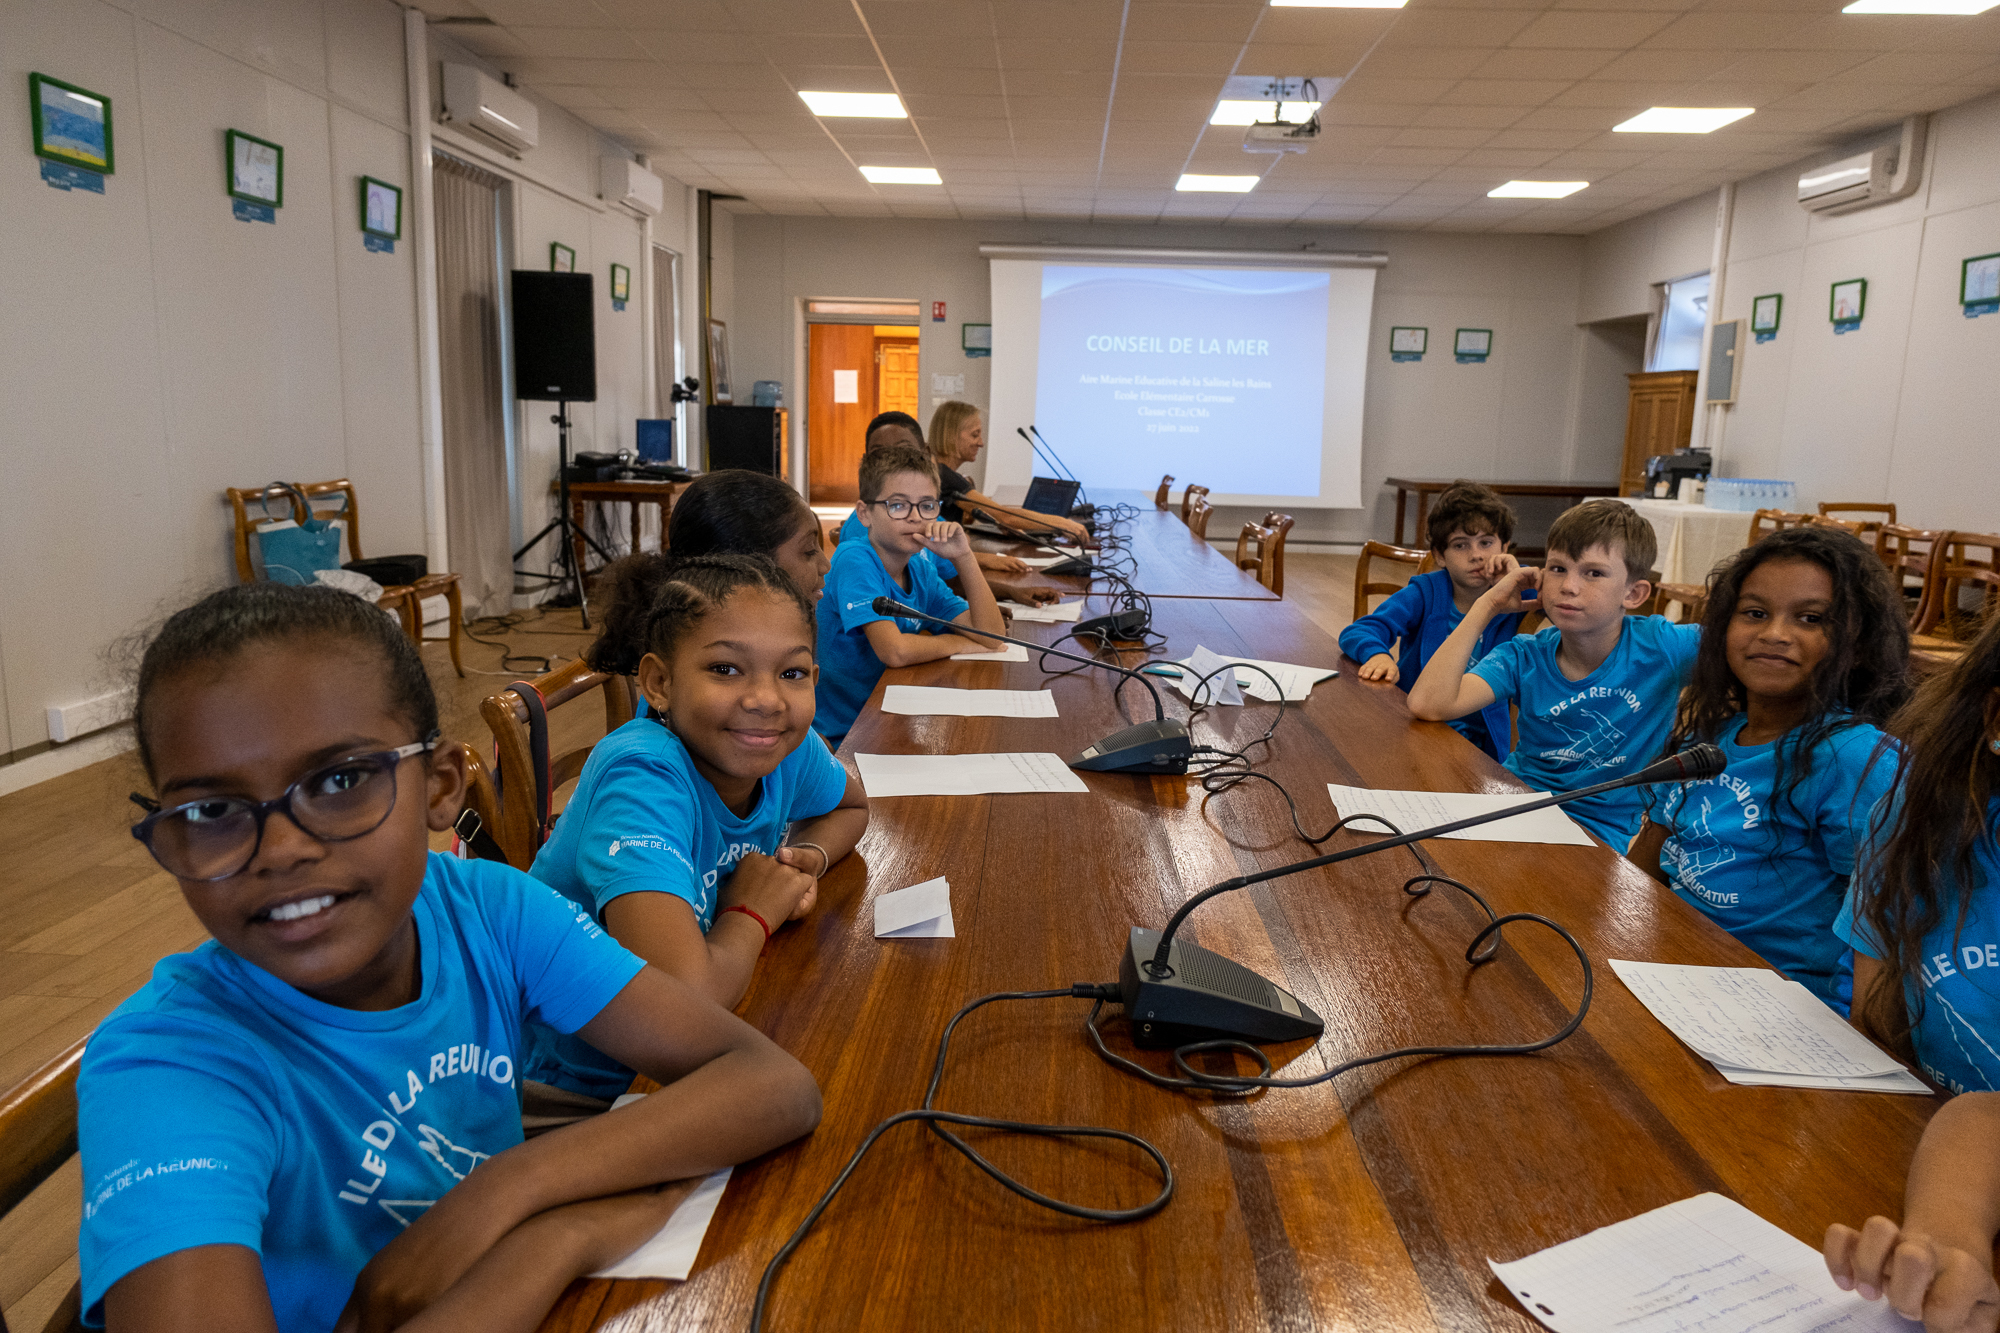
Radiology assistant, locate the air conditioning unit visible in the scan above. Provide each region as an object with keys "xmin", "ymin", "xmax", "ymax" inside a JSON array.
[
  {"xmin": 440, "ymin": 64, "xmax": 539, "ymax": 154},
  {"xmin": 601, "ymin": 157, "xmax": 664, "ymax": 216},
  {"xmin": 1798, "ymin": 115, "xmax": 1926, "ymax": 216}
]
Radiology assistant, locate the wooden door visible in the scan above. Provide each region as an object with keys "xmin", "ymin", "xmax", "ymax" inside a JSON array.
[
  {"xmin": 1620, "ymin": 370, "xmax": 1699, "ymax": 497},
  {"xmin": 807, "ymin": 323, "xmax": 877, "ymax": 503},
  {"xmin": 875, "ymin": 338, "xmax": 919, "ymax": 421}
]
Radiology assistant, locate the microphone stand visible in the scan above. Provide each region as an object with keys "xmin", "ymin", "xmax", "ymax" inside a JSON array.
[{"xmin": 871, "ymin": 596, "xmax": 1192, "ymax": 774}]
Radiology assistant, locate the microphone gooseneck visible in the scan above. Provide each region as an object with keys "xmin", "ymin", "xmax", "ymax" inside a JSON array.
[{"xmin": 1145, "ymin": 743, "xmax": 1728, "ymax": 975}]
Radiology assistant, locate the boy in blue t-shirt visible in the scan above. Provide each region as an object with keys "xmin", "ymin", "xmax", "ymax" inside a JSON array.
[
  {"xmin": 1410, "ymin": 500, "xmax": 1698, "ymax": 848},
  {"xmin": 1339, "ymin": 480, "xmax": 1524, "ymax": 761},
  {"xmin": 815, "ymin": 441, "xmax": 1008, "ymax": 744}
]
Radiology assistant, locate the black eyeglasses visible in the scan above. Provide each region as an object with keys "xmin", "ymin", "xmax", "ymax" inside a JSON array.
[
  {"xmin": 869, "ymin": 498, "xmax": 940, "ymax": 520},
  {"xmin": 130, "ymin": 734, "xmax": 438, "ymax": 881}
]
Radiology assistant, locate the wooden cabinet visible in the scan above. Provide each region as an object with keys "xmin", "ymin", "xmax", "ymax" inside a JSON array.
[{"xmin": 1621, "ymin": 370, "xmax": 1699, "ymax": 497}]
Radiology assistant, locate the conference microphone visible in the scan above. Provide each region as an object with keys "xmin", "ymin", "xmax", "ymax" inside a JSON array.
[
  {"xmin": 869, "ymin": 595, "xmax": 1191, "ymax": 774},
  {"xmin": 1117, "ymin": 743, "xmax": 1728, "ymax": 1048},
  {"xmin": 1028, "ymin": 425, "xmax": 1096, "ymax": 516}
]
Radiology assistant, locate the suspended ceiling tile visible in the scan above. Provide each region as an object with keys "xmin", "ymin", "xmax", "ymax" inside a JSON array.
[
  {"xmin": 1639, "ymin": 11, "xmax": 1815, "ymax": 48},
  {"xmin": 1335, "ymin": 77, "xmax": 1463, "ymax": 104},
  {"xmin": 1390, "ymin": 126, "xmax": 1499, "ymax": 147},
  {"xmin": 1370, "ymin": 145, "xmax": 1472, "ymax": 165},
  {"xmin": 1771, "ymin": 15, "xmax": 1955, "ymax": 50},
  {"xmin": 1116, "ymin": 40, "xmax": 1248, "ymax": 75},
  {"xmin": 1481, "ymin": 125, "xmax": 1598, "ymax": 148},
  {"xmin": 673, "ymin": 62, "xmax": 799, "ymax": 88},
  {"xmin": 1846, "ymin": 50, "xmax": 1995, "ymax": 81},
  {"xmin": 724, "ymin": 0, "xmax": 862, "ymax": 32},
  {"xmin": 999, "ymin": 70, "xmax": 1111, "ymax": 96},
  {"xmin": 1713, "ymin": 48, "xmax": 1871, "ymax": 82},
  {"xmin": 996, "ymin": 37, "xmax": 1121, "ymax": 70},
  {"xmin": 1412, "ymin": 103, "xmax": 1533, "ymax": 128},
  {"xmin": 861, "ymin": 1, "xmax": 993, "ymax": 35},
  {"xmin": 1378, "ymin": 9, "xmax": 1544, "ymax": 48},
  {"xmin": 1589, "ymin": 46, "xmax": 1739, "ymax": 79},
  {"xmin": 1511, "ymin": 103, "xmax": 1632, "ymax": 128},
  {"xmin": 1451, "ymin": 145, "xmax": 1563, "ymax": 166},
  {"xmin": 634, "ymin": 29, "xmax": 771, "ymax": 62},
  {"xmin": 1898, "ymin": 14, "xmax": 2000, "ymax": 53},
  {"xmin": 1121, "ymin": 5, "xmax": 1263, "ymax": 42},
  {"xmin": 443, "ymin": 26, "xmax": 532, "ymax": 58},
  {"xmin": 1507, "ymin": 11, "xmax": 1679, "ymax": 48},
  {"xmin": 592, "ymin": 0, "xmax": 741, "ymax": 28},
  {"xmin": 1254, "ymin": 7, "xmax": 1405, "ymax": 48},
  {"xmin": 1468, "ymin": 47, "xmax": 1622, "ymax": 80},
  {"xmin": 1360, "ymin": 47, "xmax": 1504, "ymax": 81},
  {"xmin": 1439, "ymin": 78, "xmax": 1577, "ymax": 104}
]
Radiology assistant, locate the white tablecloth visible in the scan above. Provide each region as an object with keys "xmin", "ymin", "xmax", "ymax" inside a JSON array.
[{"xmin": 1625, "ymin": 499, "xmax": 1756, "ymax": 585}]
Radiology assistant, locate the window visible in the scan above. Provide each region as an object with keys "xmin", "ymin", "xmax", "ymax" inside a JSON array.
[{"xmin": 1651, "ymin": 272, "xmax": 1710, "ymax": 372}]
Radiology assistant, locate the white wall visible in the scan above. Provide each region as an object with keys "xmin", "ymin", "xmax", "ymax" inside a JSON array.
[
  {"xmin": 727, "ymin": 214, "xmax": 1596, "ymax": 546},
  {"xmin": 1578, "ymin": 90, "xmax": 2000, "ymax": 529}
]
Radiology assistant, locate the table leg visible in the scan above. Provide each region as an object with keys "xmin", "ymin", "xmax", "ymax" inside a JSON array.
[
  {"xmin": 628, "ymin": 500, "xmax": 642, "ymax": 556},
  {"xmin": 1414, "ymin": 489, "xmax": 1433, "ymax": 549},
  {"xmin": 1394, "ymin": 488, "xmax": 1408, "ymax": 546},
  {"xmin": 570, "ymin": 496, "xmax": 590, "ymax": 593}
]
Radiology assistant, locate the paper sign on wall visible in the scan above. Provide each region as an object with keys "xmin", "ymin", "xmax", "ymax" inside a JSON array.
[{"xmin": 832, "ymin": 369, "xmax": 859, "ymax": 403}]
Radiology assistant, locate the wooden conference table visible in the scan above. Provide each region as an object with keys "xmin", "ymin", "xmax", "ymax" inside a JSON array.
[
  {"xmin": 540, "ymin": 546, "xmax": 1933, "ymax": 1330},
  {"xmin": 985, "ymin": 491, "xmax": 1280, "ymax": 602},
  {"xmin": 1387, "ymin": 477, "xmax": 1621, "ymax": 548}
]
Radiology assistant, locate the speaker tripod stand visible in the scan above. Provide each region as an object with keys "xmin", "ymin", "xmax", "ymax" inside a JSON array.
[{"xmin": 513, "ymin": 401, "xmax": 616, "ymax": 629}]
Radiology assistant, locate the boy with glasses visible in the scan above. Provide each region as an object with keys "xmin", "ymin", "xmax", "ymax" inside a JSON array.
[{"xmin": 813, "ymin": 442, "xmax": 1006, "ymax": 745}]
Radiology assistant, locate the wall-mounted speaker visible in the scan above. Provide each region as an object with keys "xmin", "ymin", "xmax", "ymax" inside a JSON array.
[{"xmin": 511, "ymin": 271, "xmax": 596, "ymax": 402}]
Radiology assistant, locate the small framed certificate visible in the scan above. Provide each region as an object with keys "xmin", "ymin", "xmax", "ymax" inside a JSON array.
[
  {"xmin": 1455, "ymin": 328, "xmax": 1493, "ymax": 357},
  {"xmin": 1830, "ymin": 278, "xmax": 1866, "ymax": 324},
  {"xmin": 551, "ymin": 242, "xmax": 576, "ymax": 273},
  {"xmin": 31, "ymin": 72, "xmax": 113, "ymax": 174},
  {"xmin": 1961, "ymin": 253, "xmax": 2000, "ymax": 306},
  {"xmin": 1751, "ymin": 293, "xmax": 1781, "ymax": 334},
  {"xmin": 226, "ymin": 129, "xmax": 283, "ymax": 207},
  {"xmin": 609, "ymin": 262, "xmax": 630, "ymax": 302},
  {"xmin": 1389, "ymin": 326, "xmax": 1427, "ymax": 355},
  {"xmin": 360, "ymin": 176, "xmax": 401, "ymax": 239}
]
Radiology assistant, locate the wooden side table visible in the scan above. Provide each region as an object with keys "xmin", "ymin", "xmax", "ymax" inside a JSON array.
[{"xmin": 551, "ymin": 478, "xmax": 681, "ymax": 579}]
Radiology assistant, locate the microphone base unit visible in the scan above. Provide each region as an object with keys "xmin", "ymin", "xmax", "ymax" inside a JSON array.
[
  {"xmin": 1069, "ymin": 719, "xmax": 1193, "ymax": 775},
  {"xmin": 1075, "ymin": 609, "xmax": 1148, "ymax": 641},
  {"xmin": 1118, "ymin": 928, "xmax": 1324, "ymax": 1047},
  {"xmin": 1043, "ymin": 555, "xmax": 1095, "ymax": 576}
]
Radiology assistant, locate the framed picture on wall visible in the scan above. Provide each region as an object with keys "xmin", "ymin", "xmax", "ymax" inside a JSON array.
[
  {"xmin": 1961, "ymin": 253, "xmax": 2000, "ymax": 306},
  {"xmin": 1751, "ymin": 293, "xmax": 1781, "ymax": 334},
  {"xmin": 226, "ymin": 129, "xmax": 283, "ymax": 207},
  {"xmin": 609, "ymin": 263, "xmax": 630, "ymax": 303},
  {"xmin": 30, "ymin": 72, "xmax": 113, "ymax": 174},
  {"xmin": 1454, "ymin": 328, "xmax": 1492, "ymax": 357},
  {"xmin": 550, "ymin": 242, "xmax": 576, "ymax": 273},
  {"xmin": 707, "ymin": 318, "xmax": 732, "ymax": 404},
  {"xmin": 1830, "ymin": 278, "xmax": 1866, "ymax": 324},
  {"xmin": 1389, "ymin": 326, "xmax": 1427, "ymax": 355},
  {"xmin": 360, "ymin": 176, "xmax": 401, "ymax": 239}
]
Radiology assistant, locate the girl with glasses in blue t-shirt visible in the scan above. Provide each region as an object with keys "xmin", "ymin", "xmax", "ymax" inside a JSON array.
[{"xmin": 84, "ymin": 582, "xmax": 819, "ymax": 1333}]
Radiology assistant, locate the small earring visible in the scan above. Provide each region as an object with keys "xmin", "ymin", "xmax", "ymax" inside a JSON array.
[{"xmin": 1990, "ymin": 739, "xmax": 2000, "ymax": 755}]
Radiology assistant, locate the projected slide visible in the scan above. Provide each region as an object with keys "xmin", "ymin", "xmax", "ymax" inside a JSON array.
[{"xmin": 1035, "ymin": 265, "xmax": 1329, "ymax": 496}]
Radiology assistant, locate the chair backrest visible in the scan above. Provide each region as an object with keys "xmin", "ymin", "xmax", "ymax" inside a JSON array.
[
  {"xmin": 1179, "ymin": 484, "xmax": 1209, "ymax": 523},
  {"xmin": 479, "ymin": 659, "xmax": 636, "ymax": 870},
  {"xmin": 1187, "ymin": 495, "xmax": 1214, "ymax": 541},
  {"xmin": 1655, "ymin": 580, "xmax": 1708, "ymax": 625},
  {"xmin": 1154, "ymin": 474, "xmax": 1175, "ymax": 510},
  {"xmin": 296, "ymin": 479, "xmax": 365, "ymax": 562},
  {"xmin": 1, "ymin": 1037, "xmax": 87, "ymax": 1333},
  {"xmin": 452, "ymin": 741, "xmax": 505, "ymax": 859},
  {"xmin": 1234, "ymin": 522, "xmax": 1278, "ymax": 596},
  {"xmin": 1917, "ymin": 531, "xmax": 2000, "ymax": 643},
  {"xmin": 1878, "ymin": 524, "xmax": 1947, "ymax": 626},
  {"xmin": 1749, "ymin": 508, "xmax": 1813, "ymax": 540},
  {"xmin": 1819, "ymin": 500, "xmax": 1896, "ymax": 529},
  {"xmin": 1353, "ymin": 541, "xmax": 1426, "ymax": 621},
  {"xmin": 1809, "ymin": 513, "xmax": 1867, "ymax": 537},
  {"xmin": 1257, "ymin": 511, "xmax": 1294, "ymax": 598},
  {"xmin": 224, "ymin": 483, "xmax": 307, "ymax": 583}
]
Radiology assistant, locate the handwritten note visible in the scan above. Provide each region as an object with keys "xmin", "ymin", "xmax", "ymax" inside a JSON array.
[
  {"xmin": 1324, "ymin": 784, "xmax": 1595, "ymax": 846},
  {"xmin": 854, "ymin": 751, "xmax": 1090, "ymax": 797},
  {"xmin": 881, "ymin": 686, "xmax": 1058, "ymax": 718},
  {"xmin": 1489, "ymin": 1193, "xmax": 1912, "ymax": 1333},
  {"xmin": 1004, "ymin": 598, "xmax": 1086, "ymax": 622},
  {"xmin": 1610, "ymin": 960, "xmax": 1925, "ymax": 1091}
]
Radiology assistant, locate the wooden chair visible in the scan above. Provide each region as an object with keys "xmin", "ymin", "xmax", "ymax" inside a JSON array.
[
  {"xmin": 1, "ymin": 1038, "xmax": 87, "ymax": 1333},
  {"xmin": 452, "ymin": 741, "xmax": 504, "ymax": 859},
  {"xmin": 477, "ymin": 659, "xmax": 636, "ymax": 869},
  {"xmin": 1809, "ymin": 513, "xmax": 1867, "ymax": 537},
  {"xmin": 226, "ymin": 482, "xmax": 419, "ymax": 646},
  {"xmin": 298, "ymin": 480, "xmax": 466, "ymax": 678},
  {"xmin": 1629, "ymin": 569, "xmax": 1669, "ymax": 617},
  {"xmin": 1878, "ymin": 524, "xmax": 1948, "ymax": 627},
  {"xmin": 1154, "ymin": 474, "xmax": 1175, "ymax": 510},
  {"xmin": 1352, "ymin": 541, "xmax": 1429, "ymax": 621},
  {"xmin": 1656, "ymin": 581, "xmax": 1708, "ymax": 625},
  {"xmin": 1250, "ymin": 511, "xmax": 1294, "ymax": 597},
  {"xmin": 1179, "ymin": 485, "xmax": 1209, "ymax": 524},
  {"xmin": 1914, "ymin": 531, "xmax": 2000, "ymax": 648},
  {"xmin": 1187, "ymin": 495, "xmax": 1214, "ymax": 541},
  {"xmin": 1749, "ymin": 508, "xmax": 1813, "ymax": 540},
  {"xmin": 1234, "ymin": 522, "xmax": 1280, "ymax": 597},
  {"xmin": 1819, "ymin": 501, "xmax": 1895, "ymax": 550}
]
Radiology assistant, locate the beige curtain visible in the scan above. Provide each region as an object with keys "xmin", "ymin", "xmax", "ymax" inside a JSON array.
[{"xmin": 432, "ymin": 154, "xmax": 512, "ymax": 619}]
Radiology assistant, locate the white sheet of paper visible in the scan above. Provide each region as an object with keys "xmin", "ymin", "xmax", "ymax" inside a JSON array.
[
  {"xmin": 1169, "ymin": 649, "xmax": 1335, "ymax": 703},
  {"xmin": 1488, "ymin": 1193, "xmax": 1911, "ymax": 1333},
  {"xmin": 949, "ymin": 642, "xmax": 1029, "ymax": 662},
  {"xmin": 1179, "ymin": 644, "xmax": 1245, "ymax": 704},
  {"xmin": 1609, "ymin": 960, "xmax": 1909, "ymax": 1080},
  {"xmin": 1324, "ymin": 785, "xmax": 1595, "ymax": 846},
  {"xmin": 589, "ymin": 1137, "xmax": 731, "ymax": 1281},
  {"xmin": 875, "ymin": 876, "xmax": 954, "ymax": 938},
  {"xmin": 1004, "ymin": 598, "xmax": 1085, "ymax": 622},
  {"xmin": 1015, "ymin": 554, "xmax": 1073, "ymax": 569},
  {"xmin": 854, "ymin": 751, "xmax": 1090, "ymax": 797},
  {"xmin": 831, "ymin": 368, "xmax": 859, "ymax": 403},
  {"xmin": 881, "ymin": 686, "xmax": 1058, "ymax": 718}
]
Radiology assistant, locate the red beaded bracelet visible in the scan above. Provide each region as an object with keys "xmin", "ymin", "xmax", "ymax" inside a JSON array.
[{"xmin": 721, "ymin": 903, "xmax": 772, "ymax": 944}]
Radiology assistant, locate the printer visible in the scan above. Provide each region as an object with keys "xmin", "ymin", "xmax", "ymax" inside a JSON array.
[{"xmin": 1644, "ymin": 448, "xmax": 1711, "ymax": 500}]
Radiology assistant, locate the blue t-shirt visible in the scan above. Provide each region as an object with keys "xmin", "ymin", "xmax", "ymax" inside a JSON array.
[
  {"xmin": 814, "ymin": 539, "xmax": 969, "ymax": 743},
  {"xmin": 525, "ymin": 718, "xmax": 848, "ymax": 1097},
  {"xmin": 77, "ymin": 854, "xmax": 644, "ymax": 1333},
  {"xmin": 1837, "ymin": 798, "xmax": 2000, "ymax": 1094},
  {"xmin": 838, "ymin": 512, "xmax": 948, "ymax": 578},
  {"xmin": 1646, "ymin": 716, "xmax": 1897, "ymax": 1012},
  {"xmin": 1469, "ymin": 617, "xmax": 1701, "ymax": 846},
  {"xmin": 1337, "ymin": 569, "xmax": 1523, "ymax": 763}
]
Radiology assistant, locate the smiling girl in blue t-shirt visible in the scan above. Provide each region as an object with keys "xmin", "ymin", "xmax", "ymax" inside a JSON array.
[
  {"xmin": 80, "ymin": 583, "xmax": 819, "ymax": 1333},
  {"xmin": 526, "ymin": 554, "xmax": 869, "ymax": 1100},
  {"xmin": 1631, "ymin": 526, "xmax": 1911, "ymax": 1012}
]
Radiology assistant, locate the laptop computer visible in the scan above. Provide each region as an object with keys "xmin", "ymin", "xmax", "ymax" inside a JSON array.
[{"xmin": 1022, "ymin": 476, "xmax": 1081, "ymax": 516}]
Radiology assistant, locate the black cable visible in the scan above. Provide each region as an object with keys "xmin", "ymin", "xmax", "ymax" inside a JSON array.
[
  {"xmin": 750, "ymin": 987, "xmax": 1174, "ymax": 1332},
  {"xmin": 462, "ymin": 609, "xmax": 556, "ymax": 674}
]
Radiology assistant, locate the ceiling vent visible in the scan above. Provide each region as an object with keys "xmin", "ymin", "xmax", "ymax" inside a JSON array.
[
  {"xmin": 1798, "ymin": 115, "xmax": 1927, "ymax": 216},
  {"xmin": 440, "ymin": 64, "xmax": 539, "ymax": 155}
]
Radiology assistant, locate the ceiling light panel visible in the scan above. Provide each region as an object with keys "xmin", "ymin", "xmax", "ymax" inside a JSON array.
[
  {"xmin": 1211, "ymin": 100, "xmax": 1322, "ymax": 125},
  {"xmin": 1270, "ymin": 0, "xmax": 1408, "ymax": 7},
  {"xmin": 1843, "ymin": 0, "xmax": 1998, "ymax": 11},
  {"xmin": 1613, "ymin": 107, "xmax": 1756, "ymax": 133},
  {"xmin": 1487, "ymin": 180, "xmax": 1590, "ymax": 197},
  {"xmin": 799, "ymin": 91, "xmax": 908, "ymax": 118},
  {"xmin": 860, "ymin": 165, "xmax": 942, "ymax": 184},
  {"xmin": 1176, "ymin": 173, "xmax": 1260, "ymax": 191}
]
